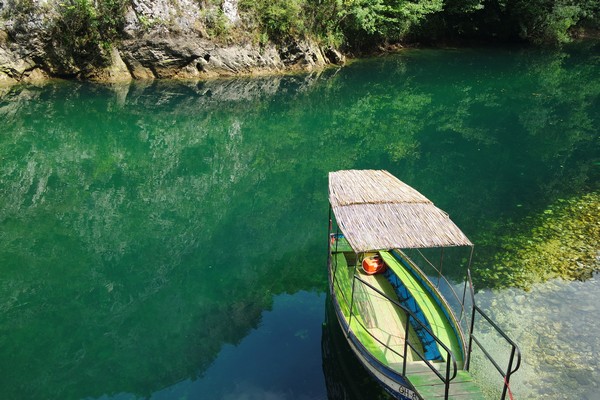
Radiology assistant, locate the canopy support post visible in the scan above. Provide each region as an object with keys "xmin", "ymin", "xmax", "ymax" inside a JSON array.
[
  {"xmin": 437, "ymin": 247, "xmax": 445, "ymax": 288},
  {"xmin": 460, "ymin": 245, "xmax": 475, "ymax": 323},
  {"xmin": 464, "ymin": 245, "xmax": 476, "ymax": 370}
]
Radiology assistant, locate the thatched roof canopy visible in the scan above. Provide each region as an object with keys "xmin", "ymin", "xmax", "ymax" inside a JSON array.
[{"xmin": 329, "ymin": 170, "xmax": 472, "ymax": 252}]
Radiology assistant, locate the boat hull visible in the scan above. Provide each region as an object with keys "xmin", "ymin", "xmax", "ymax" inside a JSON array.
[
  {"xmin": 327, "ymin": 245, "xmax": 427, "ymax": 400},
  {"xmin": 328, "ymin": 284, "xmax": 422, "ymax": 400},
  {"xmin": 322, "ymin": 295, "xmax": 393, "ymax": 400},
  {"xmin": 326, "ymin": 238, "xmax": 465, "ymax": 400}
]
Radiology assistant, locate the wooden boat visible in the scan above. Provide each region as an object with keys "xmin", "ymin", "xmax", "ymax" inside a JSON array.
[{"xmin": 327, "ymin": 170, "xmax": 521, "ymax": 400}]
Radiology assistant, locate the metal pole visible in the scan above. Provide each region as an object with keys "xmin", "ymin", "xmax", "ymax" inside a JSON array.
[
  {"xmin": 467, "ymin": 245, "xmax": 475, "ymax": 270},
  {"xmin": 465, "ymin": 269, "xmax": 476, "ymax": 371},
  {"xmin": 445, "ymin": 354, "xmax": 451, "ymax": 399},
  {"xmin": 437, "ymin": 247, "xmax": 445, "ymax": 288},
  {"xmin": 331, "ymin": 220, "xmax": 340, "ymax": 290},
  {"xmin": 327, "ymin": 206, "xmax": 332, "ymax": 288},
  {"xmin": 459, "ymin": 245, "xmax": 474, "ymax": 322},
  {"xmin": 501, "ymin": 347, "xmax": 517, "ymax": 400},
  {"xmin": 348, "ymin": 275, "xmax": 357, "ymax": 337},
  {"xmin": 403, "ymin": 312, "xmax": 410, "ymax": 376}
]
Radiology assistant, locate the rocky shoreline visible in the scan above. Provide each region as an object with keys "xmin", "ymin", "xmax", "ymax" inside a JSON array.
[{"xmin": 0, "ymin": 0, "xmax": 345, "ymax": 85}]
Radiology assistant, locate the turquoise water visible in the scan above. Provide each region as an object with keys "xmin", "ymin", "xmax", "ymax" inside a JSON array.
[{"xmin": 0, "ymin": 42, "xmax": 598, "ymax": 399}]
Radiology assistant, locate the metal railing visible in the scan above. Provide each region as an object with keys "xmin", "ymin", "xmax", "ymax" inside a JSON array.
[
  {"xmin": 466, "ymin": 270, "xmax": 522, "ymax": 400},
  {"xmin": 345, "ymin": 274, "xmax": 459, "ymax": 399},
  {"xmin": 411, "ymin": 247, "xmax": 473, "ymax": 324}
]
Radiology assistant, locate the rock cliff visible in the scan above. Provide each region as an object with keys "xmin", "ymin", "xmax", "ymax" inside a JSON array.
[{"xmin": 0, "ymin": 0, "xmax": 345, "ymax": 84}]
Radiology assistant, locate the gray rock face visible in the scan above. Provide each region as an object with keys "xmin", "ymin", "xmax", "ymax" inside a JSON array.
[
  {"xmin": 0, "ymin": 0, "xmax": 344, "ymax": 84},
  {"xmin": 0, "ymin": 0, "xmax": 53, "ymax": 82},
  {"xmin": 118, "ymin": 37, "xmax": 283, "ymax": 79}
]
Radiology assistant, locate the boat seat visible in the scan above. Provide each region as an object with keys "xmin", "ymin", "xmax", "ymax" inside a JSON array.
[{"xmin": 379, "ymin": 251, "xmax": 463, "ymax": 366}]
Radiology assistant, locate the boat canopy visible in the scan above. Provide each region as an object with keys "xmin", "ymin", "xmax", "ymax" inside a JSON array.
[{"xmin": 329, "ymin": 170, "xmax": 473, "ymax": 252}]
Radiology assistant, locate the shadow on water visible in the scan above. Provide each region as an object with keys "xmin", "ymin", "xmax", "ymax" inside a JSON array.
[
  {"xmin": 322, "ymin": 295, "xmax": 391, "ymax": 400},
  {"xmin": 0, "ymin": 42, "xmax": 598, "ymax": 399}
]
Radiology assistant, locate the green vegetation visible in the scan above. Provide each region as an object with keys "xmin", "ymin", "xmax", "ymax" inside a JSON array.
[
  {"xmin": 4, "ymin": 0, "xmax": 597, "ymax": 70},
  {"xmin": 508, "ymin": 0, "xmax": 600, "ymax": 44},
  {"xmin": 339, "ymin": 0, "xmax": 443, "ymax": 47},
  {"xmin": 235, "ymin": 0, "xmax": 600, "ymax": 47},
  {"xmin": 239, "ymin": 0, "xmax": 305, "ymax": 43},
  {"xmin": 51, "ymin": 0, "xmax": 127, "ymax": 66},
  {"xmin": 237, "ymin": 0, "xmax": 459, "ymax": 47},
  {"xmin": 415, "ymin": 0, "xmax": 600, "ymax": 45}
]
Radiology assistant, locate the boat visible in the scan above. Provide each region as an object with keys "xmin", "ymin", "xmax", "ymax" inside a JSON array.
[{"xmin": 327, "ymin": 170, "xmax": 521, "ymax": 400}]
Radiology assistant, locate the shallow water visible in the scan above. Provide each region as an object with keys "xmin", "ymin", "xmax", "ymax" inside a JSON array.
[
  {"xmin": 0, "ymin": 42, "xmax": 598, "ymax": 399},
  {"xmin": 472, "ymin": 274, "xmax": 600, "ymax": 400}
]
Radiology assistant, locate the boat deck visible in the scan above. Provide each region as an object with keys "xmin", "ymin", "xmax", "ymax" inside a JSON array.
[
  {"xmin": 354, "ymin": 269, "xmax": 424, "ymax": 364},
  {"xmin": 379, "ymin": 251, "xmax": 464, "ymax": 367},
  {"xmin": 406, "ymin": 362, "xmax": 486, "ymax": 399},
  {"xmin": 331, "ymin": 251, "xmax": 423, "ymax": 366},
  {"xmin": 331, "ymin": 243, "xmax": 486, "ymax": 399}
]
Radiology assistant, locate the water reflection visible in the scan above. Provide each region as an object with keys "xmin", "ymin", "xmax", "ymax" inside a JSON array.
[
  {"xmin": 150, "ymin": 291, "xmax": 327, "ymax": 400},
  {"xmin": 0, "ymin": 77, "xmax": 332, "ymax": 399},
  {"xmin": 84, "ymin": 291, "xmax": 327, "ymax": 400}
]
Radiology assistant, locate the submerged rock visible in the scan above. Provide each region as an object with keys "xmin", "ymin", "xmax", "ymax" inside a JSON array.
[
  {"xmin": 473, "ymin": 276, "xmax": 600, "ymax": 399},
  {"xmin": 475, "ymin": 192, "xmax": 600, "ymax": 290}
]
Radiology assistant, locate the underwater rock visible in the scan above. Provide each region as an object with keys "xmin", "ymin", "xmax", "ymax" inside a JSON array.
[
  {"xmin": 475, "ymin": 192, "xmax": 600, "ymax": 289},
  {"xmin": 473, "ymin": 275, "xmax": 600, "ymax": 399}
]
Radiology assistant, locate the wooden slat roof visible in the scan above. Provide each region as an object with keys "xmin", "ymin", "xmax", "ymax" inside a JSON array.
[{"xmin": 329, "ymin": 170, "xmax": 472, "ymax": 252}]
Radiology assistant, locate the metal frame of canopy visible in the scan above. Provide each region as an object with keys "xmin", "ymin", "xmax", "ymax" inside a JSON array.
[{"xmin": 328, "ymin": 169, "xmax": 475, "ymax": 325}]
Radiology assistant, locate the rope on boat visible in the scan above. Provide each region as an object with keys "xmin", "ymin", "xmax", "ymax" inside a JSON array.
[{"xmin": 505, "ymin": 376, "xmax": 515, "ymax": 400}]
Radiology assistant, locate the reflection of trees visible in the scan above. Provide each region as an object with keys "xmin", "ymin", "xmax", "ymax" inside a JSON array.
[
  {"xmin": 0, "ymin": 78, "xmax": 332, "ymax": 399},
  {"xmin": 0, "ymin": 43, "xmax": 598, "ymax": 398}
]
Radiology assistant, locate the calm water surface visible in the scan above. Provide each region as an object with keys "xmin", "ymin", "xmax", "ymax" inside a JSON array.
[{"xmin": 0, "ymin": 42, "xmax": 598, "ymax": 400}]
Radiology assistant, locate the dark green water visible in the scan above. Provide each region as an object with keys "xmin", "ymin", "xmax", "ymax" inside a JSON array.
[{"xmin": 1, "ymin": 42, "xmax": 598, "ymax": 400}]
